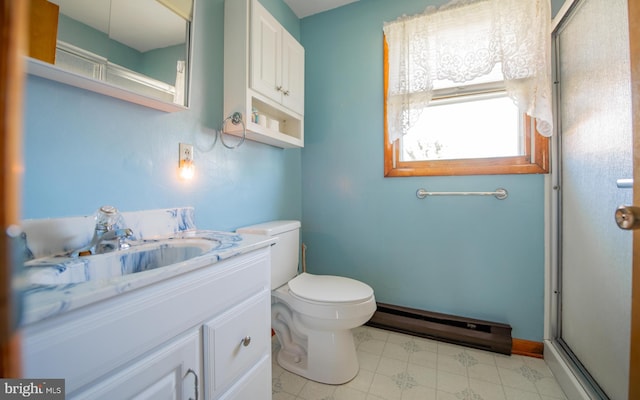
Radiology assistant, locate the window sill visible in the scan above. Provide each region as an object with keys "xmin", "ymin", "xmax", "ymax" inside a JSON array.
[{"xmin": 384, "ymin": 154, "xmax": 549, "ymax": 177}]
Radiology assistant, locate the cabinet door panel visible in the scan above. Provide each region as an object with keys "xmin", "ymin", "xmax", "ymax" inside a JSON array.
[
  {"xmin": 132, "ymin": 373, "xmax": 179, "ymax": 400},
  {"xmin": 251, "ymin": 0, "xmax": 282, "ymax": 102},
  {"xmin": 219, "ymin": 356, "xmax": 271, "ymax": 400},
  {"xmin": 281, "ymin": 29, "xmax": 304, "ymax": 115},
  {"xmin": 71, "ymin": 330, "xmax": 200, "ymax": 400}
]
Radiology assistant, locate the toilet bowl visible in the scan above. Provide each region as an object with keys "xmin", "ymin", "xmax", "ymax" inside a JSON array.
[
  {"xmin": 272, "ymin": 272, "xmax": 376, "ymax": 384},
  {"xmin": 236, "ymin": 221, "xmax": 376, "ymax": 384}
]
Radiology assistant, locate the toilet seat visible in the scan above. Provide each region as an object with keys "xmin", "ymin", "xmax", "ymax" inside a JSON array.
[{"xmin": 288, "ymin": 273, "xmax": 373, "ymax": 303}]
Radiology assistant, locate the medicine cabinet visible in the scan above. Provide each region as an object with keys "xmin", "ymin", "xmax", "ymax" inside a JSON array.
[{"xmin": 27, "ymin": 0, "xmax": 194, "ymax": 112}]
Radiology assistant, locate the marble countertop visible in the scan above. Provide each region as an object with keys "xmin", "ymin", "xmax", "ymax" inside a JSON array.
[{"xmin": 19, "ymin": 230, "xmax": 275, "ymax": 326}]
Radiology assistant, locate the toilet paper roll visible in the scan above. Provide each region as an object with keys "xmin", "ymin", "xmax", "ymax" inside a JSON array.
[
  {"xmin": 257, "ymin": 114, "xmax": 267, "ymax": 127},
  {"xmin": 269, "ymin": 119, "xmax": 280, "ymax": 132}
]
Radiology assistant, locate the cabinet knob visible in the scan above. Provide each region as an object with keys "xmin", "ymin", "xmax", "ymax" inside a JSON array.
[
  {"xmin": 241, "ymin": 336, "xmax": 251, "ymax": 347},
  {"xmin": 283, "ymin": 90, "xmax": 290, "ymax": 96},
  {"xmin": 276, "ymin": 85, "xmax": 283, "ymax": 92}
]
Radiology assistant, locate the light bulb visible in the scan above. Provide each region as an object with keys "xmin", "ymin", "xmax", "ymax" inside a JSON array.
[
  {"xmin": 179, "ymin": 161, "xmax": 195, "ymax": 180},
  {"xmin": 178, "ymin": 143, "xmax": 195, "ymax": 180}
]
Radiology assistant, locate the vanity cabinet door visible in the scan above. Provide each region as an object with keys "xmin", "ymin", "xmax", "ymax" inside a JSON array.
[
  {"xmin": 72, "ymin": 329, "xmax": 200, "ymax": 400},
  {"xmin": 203, "ymin": 291, "xmax": 271, "ymax": 399},
  {"xmin": 218, "ymin": 356, "xmax": 271, "ymax": 400}
]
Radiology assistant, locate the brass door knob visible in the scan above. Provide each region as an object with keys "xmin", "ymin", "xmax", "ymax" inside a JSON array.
[{"xmin": 615, "ymin": 205, "xmax": 640, "ymax": 230}]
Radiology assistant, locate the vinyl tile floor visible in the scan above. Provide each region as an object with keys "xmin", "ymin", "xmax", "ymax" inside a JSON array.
[{"xmin": 271, "ymin": 325, "xmax": 567, "ymax": 400}]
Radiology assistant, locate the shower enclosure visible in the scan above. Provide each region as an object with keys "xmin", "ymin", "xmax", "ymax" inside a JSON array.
[{"xmin": 547, "ymin": 0, "xmax": 639, "ymax": 398}]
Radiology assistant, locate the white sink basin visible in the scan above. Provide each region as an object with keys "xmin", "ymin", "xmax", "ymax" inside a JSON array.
[{"xmin": 23, "ymin": 237, "xmax": 222, "ymax": 285}]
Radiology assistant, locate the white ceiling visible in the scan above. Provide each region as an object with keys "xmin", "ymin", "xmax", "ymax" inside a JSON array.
[{"xmin": 283, "ymin": 0, "xmax": 359, "ymax": 18}]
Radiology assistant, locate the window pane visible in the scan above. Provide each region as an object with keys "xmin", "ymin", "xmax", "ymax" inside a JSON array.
[
  {"xmin": 400, "ymin": 95, "xmax": 521, "ymax": 161},
  {"xmin": 432, "ymin": 63, "xmax": 504, "ymax": 90}
]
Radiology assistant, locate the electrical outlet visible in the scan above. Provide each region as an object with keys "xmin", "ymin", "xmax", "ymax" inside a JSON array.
[
  {"xmin": 178, "ymin": 143, "xmax": 195, "ymax": 180},
  {"xmin": 179, "ymin": 143, "xmax": 194, "ymax": 166}
]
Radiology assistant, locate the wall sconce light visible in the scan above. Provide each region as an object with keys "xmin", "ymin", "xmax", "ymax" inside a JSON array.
[{"xmin": 178, "ymin": 143, "xmax": 195, "ymax": 180}]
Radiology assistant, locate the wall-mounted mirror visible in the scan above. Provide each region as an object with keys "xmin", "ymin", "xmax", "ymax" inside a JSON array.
[{"xmin": 27, "ymin": 0, "xmax": 194, "ymax": 112}]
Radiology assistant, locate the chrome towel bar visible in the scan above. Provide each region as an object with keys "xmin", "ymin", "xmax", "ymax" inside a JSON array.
[{"xmin": 416, "ymin": 188, "xmax": 508, "ymax": 200}]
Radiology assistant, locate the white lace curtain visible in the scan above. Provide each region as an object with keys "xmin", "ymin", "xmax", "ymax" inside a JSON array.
[{"xmin": 383, "ymin": 0, "xmax": 553, "ymax": 143}]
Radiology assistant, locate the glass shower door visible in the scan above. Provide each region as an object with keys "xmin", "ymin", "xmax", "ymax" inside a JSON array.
[{"xmin": 555, "ymin": 0, "xmax": 633, "ymax": 398}]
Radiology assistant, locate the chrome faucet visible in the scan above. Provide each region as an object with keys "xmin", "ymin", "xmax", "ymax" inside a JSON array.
[{"xmin": 71, "ymin": 206, "xmax": 134, "ymax": 257}]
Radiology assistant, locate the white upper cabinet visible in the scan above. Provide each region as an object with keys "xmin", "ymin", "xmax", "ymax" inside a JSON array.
[
  {"xmin": 251, "ymin": 2, "xmax": 305, "ymax": 115},
  {"xmin": 224, "ymin": 0, "xmax": 305, "ymax": 148}
]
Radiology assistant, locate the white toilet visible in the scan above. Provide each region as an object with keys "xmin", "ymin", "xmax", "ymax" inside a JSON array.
[{"xmin": 237, "ymin": 220, "xmax": 376, "ymax": 384}]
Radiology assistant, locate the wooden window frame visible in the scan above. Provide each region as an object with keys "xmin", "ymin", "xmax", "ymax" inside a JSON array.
[{"xmin": 383, "ymin": 36, "xmax": 550, "ymax": 177}]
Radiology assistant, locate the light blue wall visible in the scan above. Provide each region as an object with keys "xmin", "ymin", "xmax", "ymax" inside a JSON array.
[
  {"xmin": 22, "ymin": 0, "xmax": 302, "ymax": 232},
  {"xmin": 24, "ymin": 0, "xmax": 565, "ymax": 342},
  {"xmin": 299, "ymin": 0, "xmax": 556, "ymax": 341}
]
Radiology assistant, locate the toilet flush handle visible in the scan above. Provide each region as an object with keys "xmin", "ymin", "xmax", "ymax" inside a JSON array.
[{"xmin": 241, "ymin": 336, "xmax": 251, "ymax": 347}]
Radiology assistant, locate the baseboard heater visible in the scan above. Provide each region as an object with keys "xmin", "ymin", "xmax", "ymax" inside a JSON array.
[{"xmin": 366, "ymin": 302, "xmax": 512, "ymax": 355}]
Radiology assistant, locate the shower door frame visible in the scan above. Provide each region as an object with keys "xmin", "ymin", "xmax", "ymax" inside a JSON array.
[{"xmin": 545, "ymin": 0, "xmax": 640, "ymax": 399}]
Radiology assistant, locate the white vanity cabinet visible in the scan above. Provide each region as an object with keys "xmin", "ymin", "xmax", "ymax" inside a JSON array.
[
  {"xmin": 224, "ymin": 0, "xmax": 304, "ymax": 148},
  {"xmin": 22, "ymin": 247, "xmax": 272, "ymax": 400}
]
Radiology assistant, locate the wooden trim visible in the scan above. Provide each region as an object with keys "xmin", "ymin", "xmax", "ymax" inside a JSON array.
[
  {"xmin": 512, "ymin": 338, "xmax": 544, "ymax": 359},
  {"xmin": 383, "ymin": 35, "xmax": 394, "ymax": 176},
  {"xmin": 0, "ymin": 0, "xmax": 27, "ymax": 378},
  {"xmin": 390, "ymin": 153, "xmax": 549, "ymax": 177},
  {"xmin": 531, "ymin": 117, "xmax": 550, "ymax": 173},
  {"xmin": 27, "ymin": 0, "xmax": 59, "ymax": 63},
  {"xmin": 382, "ymin": 34, "xmax": 550, "ymax": 177}
]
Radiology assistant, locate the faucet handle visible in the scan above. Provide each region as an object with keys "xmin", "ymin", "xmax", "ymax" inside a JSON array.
[
  {"xmin": 95, "ymin": 228, "xmax": 135, "ymax": 253},
  {"xmin": 115, "ymin": 228, "xmax": 134, "ymax": 250},
  {"xmin": 96, "ymin": 205, "xmax": 120, "ymax": 230},
  {"xmin": 102, "ymin": 228, "xmax": 134, "ymax": 239}
]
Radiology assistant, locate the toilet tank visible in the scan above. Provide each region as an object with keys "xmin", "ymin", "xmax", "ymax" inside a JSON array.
[{"xmin": 236, "ymin": 220, "xmax": 301, "ymax": 289}]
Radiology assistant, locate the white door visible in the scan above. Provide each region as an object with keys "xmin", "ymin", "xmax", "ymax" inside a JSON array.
[{"xmin": 554, "ymin": 0, "xmax": 633, "ymax": 398}]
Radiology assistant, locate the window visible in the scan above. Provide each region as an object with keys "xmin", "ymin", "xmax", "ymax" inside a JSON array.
[
  {"xmin": 382, "ymin": 0, "xmax": 552, "ymax": 177},
  {"xmin": 401, "ymin": 94, "xmax": 520, "ymax": 162}
]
